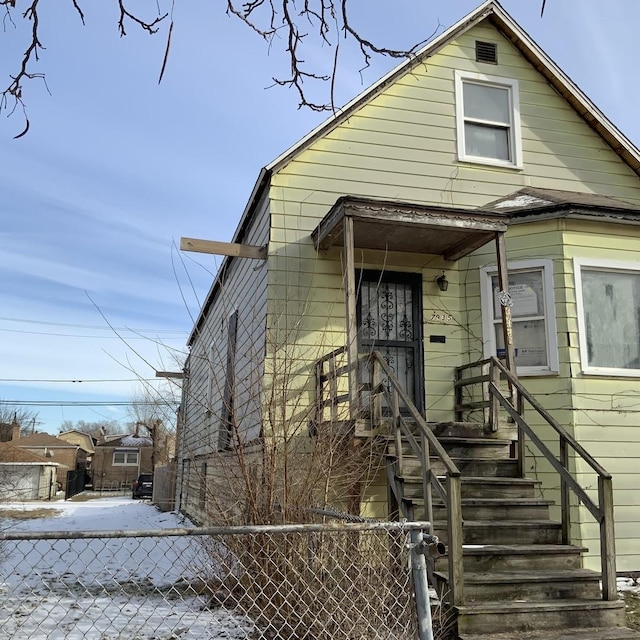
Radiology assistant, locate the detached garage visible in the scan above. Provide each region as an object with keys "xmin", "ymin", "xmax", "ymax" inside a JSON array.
[{"xmin": 0, "ymin": 442, "xmax": 59, "ymax": 501}]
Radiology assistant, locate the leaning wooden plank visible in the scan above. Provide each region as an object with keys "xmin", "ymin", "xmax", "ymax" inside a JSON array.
[{"xmin": 180, "ymin": 237, "xmax": 267, "ymax": 259}]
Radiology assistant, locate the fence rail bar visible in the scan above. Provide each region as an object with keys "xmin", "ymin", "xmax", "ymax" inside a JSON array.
[{"xmin": 0, "ymin": 520, "xmax": 433, "ymax": 541}]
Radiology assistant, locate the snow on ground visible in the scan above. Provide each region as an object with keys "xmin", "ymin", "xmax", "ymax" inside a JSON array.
[
  {"xmin": 619, "ymin": 576, "xmax": 640, "ymax": 594},
  {"xmin": 0, "ymin": 496, "xmax": 253, "ymax": 640}
]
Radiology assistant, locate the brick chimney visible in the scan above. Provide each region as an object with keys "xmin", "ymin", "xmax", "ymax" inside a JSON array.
[{"xmin": 11, "ymin": 416, "xmax": 20, "ymax": 441}]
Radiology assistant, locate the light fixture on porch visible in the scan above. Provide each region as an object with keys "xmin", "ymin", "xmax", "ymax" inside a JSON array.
[{"xmin": 435, "ymin": 271, "xmax": 449, "ymax": 292}]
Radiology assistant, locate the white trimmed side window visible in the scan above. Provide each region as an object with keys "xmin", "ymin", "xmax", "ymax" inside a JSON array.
[
  {"xmin": 575, "ymin": 258, "xmax": 640, "ymax": 376},
  {"xmin": 454, "ymin": 70, "xmax": 522, "ymax": 168},
  {"xmin": 481, "ymin": 260, "xmax": 558, "ymax": 375},
  {"xmin": 113, "ymin": 449, "xmax": 139, "ymax": 466}
]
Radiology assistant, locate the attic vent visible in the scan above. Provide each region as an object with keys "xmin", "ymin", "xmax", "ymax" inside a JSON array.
[{"xmin": 476, "ymin": 40, "xmax": 498, "ymax": 64}]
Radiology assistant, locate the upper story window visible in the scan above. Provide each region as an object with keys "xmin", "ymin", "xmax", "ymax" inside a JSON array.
[
  {"xmin": 575, "ymin": 258, "xmax": 640, "ymax": 376},
  {"xmin": 454, "ymin": 70, "xmax": 522, "ymax": 169},
  {"xmin": 480, "ymin": 259, "xmax": 558, "ymax": 376}
]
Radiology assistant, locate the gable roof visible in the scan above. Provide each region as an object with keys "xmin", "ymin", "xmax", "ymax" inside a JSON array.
[
  {"xmin": 96, "ymin": 434, "xmax": 152, "ymax": 448},
  {"xmin": 266, "ymin": 0, "xmax": 640, "ymax": 176},
  {"xmin": 189, "ymin": 0, "xmax": 640, "ymax": 345},
  {"xmin": 0, "ymin": 442, "xmax": 58, "ymax": 465},
  {"xmin": 15, "ymin": 433, "xmax": 79, "ymax": 448}
]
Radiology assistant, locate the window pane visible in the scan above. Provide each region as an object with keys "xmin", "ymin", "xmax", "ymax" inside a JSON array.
[
  {"xmin": 113, "ymin": 452, "xmax": 125, "ymax": 464},
  {"xmin": 582, "ymin": 270, "xmax": 640, "ymax": 369},
  {"xmin": 496, "ymin": 319, "xmax": 548, "ymax": 367},
  {"xmin": 492, "ymin": 271, "xmax": 544, "ymax": 320},
  {"xmin": 465, "ymin": 123, "xmax": 510, "ymax": 161},
  {"xmin": 464, "ymin": 83, "xmax": 510, "ymax": 122}
]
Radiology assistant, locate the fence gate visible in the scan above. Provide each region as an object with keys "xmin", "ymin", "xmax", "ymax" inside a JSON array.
[{"xmin": 64, "ymin": 468, "xmax": 86, "ymax": 500}]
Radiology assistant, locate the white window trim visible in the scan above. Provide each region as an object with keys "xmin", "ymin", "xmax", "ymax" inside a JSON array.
[
  {"xmin": 480, "ymin": 259, "xmax": 558, "ymax": 375},
  {"xmin": 575, "ymin": 257, "xmax": 640, "ymax": 377},
  {"xmin": 454, "ymin": 70, "xmax": 523, "ymax": 169},
  {"xmin": 112, "ymin": 449, "xmax": 139, "ymax": 466}
]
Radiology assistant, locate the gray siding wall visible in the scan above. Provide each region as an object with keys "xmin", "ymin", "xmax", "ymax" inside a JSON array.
[{"xmin": 177, "ymin": 194, "xmax": 269, "ymax": 519}]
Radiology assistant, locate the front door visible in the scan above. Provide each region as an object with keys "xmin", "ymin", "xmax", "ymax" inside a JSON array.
[{"xmin": 357, "ymin": 271, "xmax": 424, "ymax": 411}]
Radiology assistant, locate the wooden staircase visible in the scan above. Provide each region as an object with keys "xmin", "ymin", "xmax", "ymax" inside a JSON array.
[
  {"xmin": 390, "ymin": 419, "xmax": 638, "ymax": 640},
  {"xmin": 314, "ymin": 349, "xmax": 638, "ymax": 639}
]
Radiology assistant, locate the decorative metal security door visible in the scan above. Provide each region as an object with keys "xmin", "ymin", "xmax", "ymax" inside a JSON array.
[{"xmin": 357, "ymin": 271, "xmax": 424, "ymax": 411}]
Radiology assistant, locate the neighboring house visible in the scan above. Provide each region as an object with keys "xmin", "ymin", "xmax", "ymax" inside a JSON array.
[
  {"xmin": 13, "ymin": 433, "xmax": 87, "ymax": 491},
  {"xmin": 92, "ymin": 434, "xmax": 153, "ymax": 491},
  {"xmin": 176, "ymin": 2, "xmax": 640, "ymax": 636},
  {"xmin": 57, "ymin": 430, "xmax": 96, "ymax": 479},
  {"xmin": 0, "ymin": 442, "xmax": 59, "ymax": 501}
]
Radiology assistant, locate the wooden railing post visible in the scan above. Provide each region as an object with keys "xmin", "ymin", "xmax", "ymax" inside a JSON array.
[
  {"xmin": 421, "ymin": 431, "xmax": 434, "ymax": 535},
  {"xmin": 315, "ymin": 360, "xmax": 324, "ymax": 425},
  {"xmin": 516, "ymin": 387, "xmax": 525, "ymax": 478},
  {"xmin": 392, "ymin": 387, "xmax": 403, "ymax": 474},
  {"xmin": 560, "ymin": 436, "xmax": 571, "ymax": 545},
  {"xmin": 454, "ymin": 366, "xmax": 463, "ymax": 423},
  {"xmin": 447, "ymin": 473, "xmax": 464, "ymax": 606},
  {"xmin": 489, "ymin": 360, "xmax": 500, "ymax": 433},
  {"xmin": 599, "ymin": 475, "xmax": 617, "ymax": 601},
  {"xmin": 371, "ymin": 356, "xmax": 382, "ymax": 426}
]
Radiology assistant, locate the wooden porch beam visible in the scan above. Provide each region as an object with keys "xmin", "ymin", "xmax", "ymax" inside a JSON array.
[
  {"xmin": 495, "ymin": 232, "xmax": 517, "ymax": 378},
  {"xmin": 155, "ymin": 371, "xmax": 185, "ymax": 379},
  {"xmin": 180, "ymin": 237, "xmax": 267, "ymax": 260},
  {"xmin": 343, "ymin": 216, "xmax": 359, "ymax": 419}
]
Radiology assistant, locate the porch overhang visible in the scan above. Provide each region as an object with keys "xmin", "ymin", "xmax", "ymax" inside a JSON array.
[{"xmin": 312, "ymin": 196, "xmax": 509, "ymax": 261}]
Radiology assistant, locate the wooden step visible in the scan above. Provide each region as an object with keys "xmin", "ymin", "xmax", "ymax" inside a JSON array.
[
  {"xmin": 400, "ymin": 476, "xmax": 540, "ymax": 499},
  {"xmin": 455, "ymin": 599, "xmax": 626, "ymax": 635},
  {"xmin": 438, "ymin": 437, "xmax": 512, "ymax": 459},
  {"xmin": 459, "ymin": 627, "xmax": 640, "ymax": 640},
  {"xmin": 434, "ymin": 520, "xmax": 562, "ymax": 545},
  {"xmin": 430, "ymin": 498, "xmax": 553, "ymax": 521},
  {"xmin": 435, "ymin": 544, "xmax": 586, "ymax": 572},
  {"xmin": 458, "ymin": 477, "xmax": 541, "ymax": 499},
  {"xmin": 428, "ymin": 421, "xmax": 517, "ymax": 440},
  {"xmin": 434, "ymin": 569, "xmax": 602, "ymax": 602},
  {"xmin": 430, "ymin": 458, "xmax": 519, "ymax": 477}
]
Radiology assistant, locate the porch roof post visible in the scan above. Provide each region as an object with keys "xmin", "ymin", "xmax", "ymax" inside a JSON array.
[
  {"xmin": 343, "ymin": 215, "xmax": 359, "ymax": 419},
  {"xmin": 495, "ymin": 231, "xmax": 517, "ymax": 379}
]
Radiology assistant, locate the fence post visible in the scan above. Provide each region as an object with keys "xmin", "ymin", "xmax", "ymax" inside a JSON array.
[{"xmin": 410, "ymin": 529, "xmax": 434, "ymax": 640}]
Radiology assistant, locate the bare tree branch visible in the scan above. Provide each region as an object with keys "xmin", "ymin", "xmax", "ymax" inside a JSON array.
[{"xmin": 1, "ymin": 0, "xmax": 551, "ymax": 134}]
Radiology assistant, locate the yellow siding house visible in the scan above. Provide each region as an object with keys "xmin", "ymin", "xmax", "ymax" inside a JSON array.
[{"xmin": 176, "ymin": 2, "xmax": 640, "ymax": 636}]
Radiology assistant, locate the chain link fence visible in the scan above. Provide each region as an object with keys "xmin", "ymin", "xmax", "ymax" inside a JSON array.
[{"xmin": 0, "ymin": 521, "xmax": 433, "ymax": 640}]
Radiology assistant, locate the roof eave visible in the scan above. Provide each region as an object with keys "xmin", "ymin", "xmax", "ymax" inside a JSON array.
[{"xmin": 187, "ymin": 167, "xmax": 272, "ymax": 346}]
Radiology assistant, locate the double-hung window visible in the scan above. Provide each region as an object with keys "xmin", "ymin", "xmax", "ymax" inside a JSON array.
[
  {"xmin": 113, "ymin": 449, "xmax": 139, "ymax": 466},
  {"xmin": 575, "ymin": 258, "xmax": 640, "ymax": 376},
  {"xmin": 480, "ymin": 260, "xmax": 558, "ymax": 375},
  {"xmin": 455, "ymin": 70, "xmax": 522, "ymax": 168}
]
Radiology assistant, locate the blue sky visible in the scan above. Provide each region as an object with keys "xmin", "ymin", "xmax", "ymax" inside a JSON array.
[{"xmin": 0, "ymin": 0, "xmax": 638, "ymax": 434}]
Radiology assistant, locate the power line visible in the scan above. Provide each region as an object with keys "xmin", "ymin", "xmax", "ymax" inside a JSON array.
[
  {"xmin": 0, "ymin": 315, "xmax": 188, "ymax": 334},
  {"xmin": 0, "ymin": 378, "xmax": 158, "ymax": 383},
  {"xmin": 0, "ymin": 327, "xmax": 187, "ymax": 339},
  {"xmin": 2, "ymin": 401, "xmax": 180, "ymax": 407}
]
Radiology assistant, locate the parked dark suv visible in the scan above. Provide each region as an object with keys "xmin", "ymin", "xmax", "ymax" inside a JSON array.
[{"xmin": 132, "ymin": 473, "xmax": 153, "ymax": 499}]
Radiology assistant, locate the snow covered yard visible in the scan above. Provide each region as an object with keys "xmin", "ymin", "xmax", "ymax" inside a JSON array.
[{"xmin": 0, "ymin": 496, "xmax": 252, "ymax": 639}]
